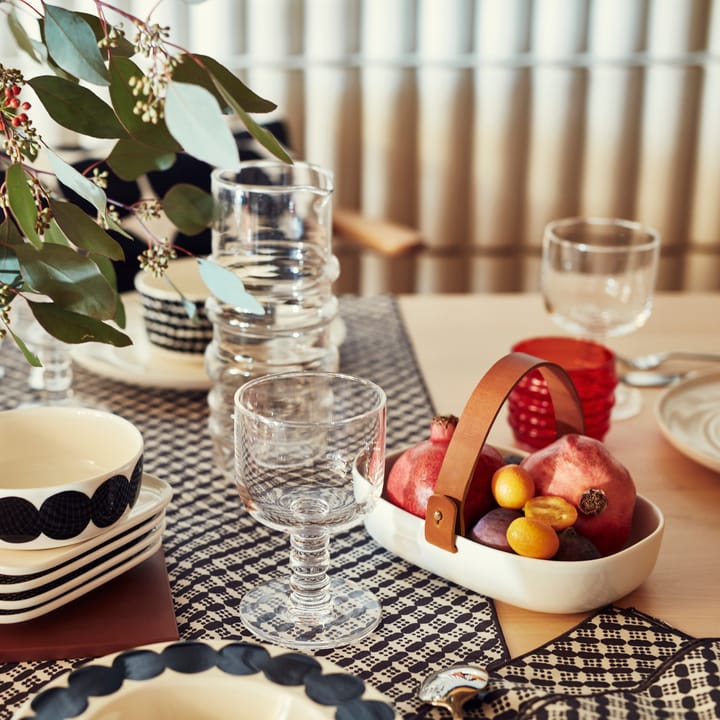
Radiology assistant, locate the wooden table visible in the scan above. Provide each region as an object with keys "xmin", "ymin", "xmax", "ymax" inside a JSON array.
[{"xmin": 398, "ymin": 292, "xmax": 720, "ymax": 656}]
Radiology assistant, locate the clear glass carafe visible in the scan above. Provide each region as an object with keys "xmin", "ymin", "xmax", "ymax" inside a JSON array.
[{"xmin": 205, "ymin": 161, "xmax": 340, "ymax": 473}]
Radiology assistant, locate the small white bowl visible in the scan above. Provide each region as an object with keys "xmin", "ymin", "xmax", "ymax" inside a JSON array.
[
  {"xmin": 0, "ymin": 406, "xmax": 144, "ymax": 550},
  {"xmin": 364, "ymin": 448, "xmax": 664, "ymax": 614},
  {"xmin": 134, "ymin": 257, "xmax": 212, "ymax": 355}
]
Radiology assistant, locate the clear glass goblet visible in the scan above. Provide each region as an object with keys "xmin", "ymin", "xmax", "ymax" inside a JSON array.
[
  {"xmin": 234, "ymin": 371, "xmax": 387, "ymax": 649},
  {"xmin": 541, "ymin": 217, "xmax": 661, "ymax": 420}
]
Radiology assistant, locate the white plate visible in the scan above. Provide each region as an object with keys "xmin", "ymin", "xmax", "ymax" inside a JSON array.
[
  {"xmin": 365, "ymin": 447, "xmax": 664, "ymax": 614},
  {"xmin": 0, "ymin": 512, "xmax": 162, "ymax": 592},
  {"xmin": 0, "ymin": 537, "xmax": 162, "ymax": 624},
  {"xmin": 13, "ymin": 639, "xmax": 395, "ymax": 719},
  {"xmin": 0, "ymin": 474, "xmax": 171, "ymax": 577},
  {"xmin": 656, "ymin": 369, "xmax": 720, "ymax": 473},
  {"xmin": 71, "ymin": 294, "xmax": 211, "ymax": 390},
  {"xmin": 0, "ymin": 520, "xmax": 164, "ymax": 610}
]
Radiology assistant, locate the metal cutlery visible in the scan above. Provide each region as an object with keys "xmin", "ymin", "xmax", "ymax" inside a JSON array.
[
  {"xmin": 616, "ymin": 351, "xmax": 720, "ymax": 371},
  {"xmin": 619, "ymin": 371, "xmax": 688, "ymax": 388},
  {"xmin": 417, "ymin": 665, "xmax": 489, "ymax": 719}
]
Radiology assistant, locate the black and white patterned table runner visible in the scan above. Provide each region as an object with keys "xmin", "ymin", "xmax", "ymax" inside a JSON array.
[{"xmin": 1, "ymin": 296, "xmax": 717, "ymax": 720}]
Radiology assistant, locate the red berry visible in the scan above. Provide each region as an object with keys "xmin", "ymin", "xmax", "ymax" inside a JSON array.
[
  {"xmin": 11, "ymin": 116, "xmax": 21, "ymax": 127},
  {"xmin": 9, "ymin": 97, "xmax": 19, "ymax": 109},
  {"xmin": 17, "ymin": 113, "xmax": 27, "ymax": 123},
  {"xmin": 11, "ymin": 85, "xmax": 21, "ymax": 96},
  {"xmin": 21, "ymin": 102, "xmax": 30, "ymax": 110},
  {"xmin": 3, "ymin": 88, "xmax": 11, "ymax": 99}
]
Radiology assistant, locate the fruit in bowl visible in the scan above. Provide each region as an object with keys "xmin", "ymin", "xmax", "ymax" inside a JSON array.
[
  {"xmin": 385, "ymin": 415, "xmax": 503, "ymax": 528},
  {"xmin": 385, "ymin": 417, "xmax": 637, "ymax": 561}
]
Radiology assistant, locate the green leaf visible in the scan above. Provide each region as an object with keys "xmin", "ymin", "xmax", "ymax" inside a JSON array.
[
  {"xmin": 7, "ymin": 325, "xmax": 41, "ymax": 366},
  {"xmin": 48, "ymin": 199, "xmax": 125, "ymax": 260},
  {"xmin": 197, "ymin": 258, "xmax": 264, "ymax": 315},
  {"xmin": 0, "ymin": 215, "xmax": 23, "ymax": 246},
  {"xmin": 42, "ymin": 220, "xmax": 70, "ymax": 246},
  {"xmin": 29, "ymin": 75, "xmax": 127, "ymax": 138},
  {"xmin": 8, "ymin": 9, "xmax": 41, "ymax": 63},
  {"xmin": 173, "ymin": 54, "xmax": 276, "ymax": 114},
  {"xmin": 108, "ymin": 57, "xmax": 180, "ymax": 151},
  {"xmin": 91, "ymin": 254, "xmax": 126, "ymax": 328},
  {"xmin": 44, "ymin": 4, "xmax": 110, "ymax": 86},
  {"xmin": 103, "ymin": 211, "xmax": 134, "ymax": 240},
  {"xmin": 6, "ymin": 164, "xmax": 41, "ymax": 249},
  {"xmin": 199, "ymin": 55, "xmax": 277, "ymax": 113},
  {"xmin": 28, "ymin": 300, "xmax": 132, "ymax": 346},
  {"xmin": 218, "ymin": 88, "xmax": 293, "ymax": 164},
  {"xmin": 15, "ymin": 242, "xmax": 117, "ymax": 319},
  {"xmin": 165, "ymin": 81, "xmax": 240, "ymax": 169},
  {"xmin": 107, "ymin": 138, "xmax": 176, "ymax": 180},
  {"xmin": 47, "ymin": 149, "xmax": 107, "ymax": 213},
  {"xmin": 163, "ymin": 184, "xmax": 214, "ymax": 235}
]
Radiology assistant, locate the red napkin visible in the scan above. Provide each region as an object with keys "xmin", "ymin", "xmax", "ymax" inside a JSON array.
[{"xmin": 0, "ymin": 549, "xmax": 178, "ymax": 662}]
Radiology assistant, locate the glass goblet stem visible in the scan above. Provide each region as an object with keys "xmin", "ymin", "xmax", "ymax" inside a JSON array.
[{"xmin": 288, "ymin": 529, "xmax": 333, "ymax": 622}]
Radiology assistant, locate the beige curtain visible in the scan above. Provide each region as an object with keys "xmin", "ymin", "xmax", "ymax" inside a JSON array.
[{"xmin": 6, "ymin": 0, "xmax": 719, "ymax": 293}]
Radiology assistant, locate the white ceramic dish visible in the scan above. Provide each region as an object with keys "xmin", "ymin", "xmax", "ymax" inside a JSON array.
[
  {"xmin": 365, "ymin": 448, "xmax": 665, "ymax": 614},
  {"xmin": 0, "ymin": 537, "xmax": 162, "ymax": 624},
  {"xmin": 0, "ymin": 513, "xmax": 161, "ymax": 592},
  {"xmin": 655, "ymin": 369, "xmax": 720, "ymax": 473},
  {"xmin": 0, "ymin": 519, "xmax": 164, "ymax": 610},
  {"xmin": 12, "ymin": 639, "xmax": 395, "ymax": 719},
  {"xmin": 71, "ymin": 293, "xmax": 211, "ymax": 390},
  {"xmin": 0, "ymin": 473, "xmax": 171, "ymax": 579},
  {"xmin": 0, "ymin": 406, "xmax": 145, "ymax": 550}
]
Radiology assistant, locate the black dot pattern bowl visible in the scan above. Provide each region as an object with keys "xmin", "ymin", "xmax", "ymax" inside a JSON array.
[{"xmin": 0, "ymin": 457, "xmax": 143, "ymax": 545}]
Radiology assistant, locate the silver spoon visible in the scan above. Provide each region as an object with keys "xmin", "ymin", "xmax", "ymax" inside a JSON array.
[
  {"xmin": 616, "ymin": 351, "xmax": 720, "ymax": 371},
  {"xmin": 417, "ymin": 665, "xmax": 489, "ymax": 719},
  {"xmin": 619, "ymin": 371, "xmax": 687, "ymax": 388}
]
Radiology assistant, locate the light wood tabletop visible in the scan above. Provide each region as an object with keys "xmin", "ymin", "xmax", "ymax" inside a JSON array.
[{"xmin": 398, "ymin": 292, "xmax": 720, "ymax": 657}]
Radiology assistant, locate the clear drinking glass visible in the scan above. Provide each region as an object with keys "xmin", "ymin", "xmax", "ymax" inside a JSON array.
[
  {"xmin": 207, "ymin": 161, "xmax": 341, "ymax": 475},
  {"xmin": 541, "ymin": 217, "xmax": 661, "ymax": 419},
  {"xmin": 234, "ymin": 371, "xmax": 386, "ymax": 649}
]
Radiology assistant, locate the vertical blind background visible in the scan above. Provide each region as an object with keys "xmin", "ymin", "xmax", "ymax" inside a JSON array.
[{"xmin": 2, "ymin": 0, "xmax": 718, "ymax": 295}]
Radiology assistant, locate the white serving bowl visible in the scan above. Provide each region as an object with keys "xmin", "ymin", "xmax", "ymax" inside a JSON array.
[
  {"xmin": 134, "ymin": 256, "xmax": 212, "ymax": 355},
  {"xmin": 364, "ymin": 448, "xmax": 664, "ymax": 614},
  {"xmin": 0, "ymin": 406, "xmax": 144, "ymax": 550}
]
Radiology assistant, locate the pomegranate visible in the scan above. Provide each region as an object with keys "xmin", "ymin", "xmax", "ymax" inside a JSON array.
[
  {"xmin": 385, "ymin": 415, "xmax": 503, "ymax": 528},
  {"xmin": 520, "ymin": 434, "xmax": 636, "ymax": 556}
]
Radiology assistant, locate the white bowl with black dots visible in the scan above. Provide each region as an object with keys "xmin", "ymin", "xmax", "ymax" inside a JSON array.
[
  {"xmin": 0, "ymin": 406, "xmax": 144, "ymax": 550},
  {"xmin": 134, "ymin": 256, "xmax": 212, "ymax": 356}
]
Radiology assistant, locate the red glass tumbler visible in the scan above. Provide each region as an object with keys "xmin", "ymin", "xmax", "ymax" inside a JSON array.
[{"xmin": 508, "ymin": 336, "xmax": 617, "ymax": 449}]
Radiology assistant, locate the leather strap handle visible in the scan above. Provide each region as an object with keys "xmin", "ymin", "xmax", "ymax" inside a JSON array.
[{"xmin": 424, "ymin": 352, "xmax": 585, "ymax": 553}]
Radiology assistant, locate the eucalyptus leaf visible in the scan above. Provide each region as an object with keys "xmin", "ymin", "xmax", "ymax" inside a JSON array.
[
  {"xmin": 197, "ymin": 258, "xmax": 264, "ymax": 315},
  {"xmin": 42, "ymin": 220, "xmax": 70, "ymax": 246},
  {"xmin": 29, "ymin": 75, "xmax": 128, "ymax": 138},
  {"xmin": 7, "ymin": 325, "xmax": 41, "ymax": 366},
  {"xmin": 8, "ymin": 9, "xmax": 41, "ymax": 63},
  {"xmin": 49, "ymin": 199, "xmax": 125, "ymax": 260},
  {"xmin": 6, "ymin": 164, "xmax": 41, "ymax": 249},
  {"xmin": 165, "ymin": 81, "xmax": 240, "ymax": 169},
  {"xmin": 28, "ymin": 300, "xmax": 132, "ymax": 346},
  {"xmin": 103, "ymin": 211, "xmax": 134, "ymax": 240},
  {"xmin": 163, "ymin": 184, "xmax": 214, "ymax": 235},
  {"xmin": 44, "ymin": 4, "xmax": 110, "ymax": 86},
  {"xmin": 218, "ymin": 87, "xmax": 293, "ymax": 165},
  {"xmin": 173, "ymin": 54, "xmax": 276, "ymax": 114},
  {"xmin": 75, "ymin": 12, "xmax": 135, "ymax": 58},
  {"xmin": 48, "ymin": 149, "xmax": 107, "ymax": 212},
  {"xmin": 0, "ymin": 216, "xmax": 23, "ymax": 246},
  {"xmin": 91, "ymin": 254, "xmax": 126, "ymax": 328},
  {"xmin": 107, "ymin": 138, "xmax": 177, "ymax": 181},
  {"xmin": 15, "ymin": 243, "xmax": 117, "ymax": 319}
]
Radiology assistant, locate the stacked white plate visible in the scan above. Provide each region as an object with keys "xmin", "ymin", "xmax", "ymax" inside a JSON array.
[{"xmin": 0, "ymin": 474, "xmax": 171, "ymax": 624}]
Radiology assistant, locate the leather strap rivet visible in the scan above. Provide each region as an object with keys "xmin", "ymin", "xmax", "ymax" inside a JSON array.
[{"xmin": 433, "ymin": 510, "xmax": 443, "ymax": 524}]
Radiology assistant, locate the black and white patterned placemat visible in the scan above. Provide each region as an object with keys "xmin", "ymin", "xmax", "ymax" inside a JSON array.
[
  {"xmin": 2, "ymin": 296, "xmax": 718, "ymax": 720},
  {"xmin": 0, "ymin": 295, "xmax": 507, "ymax": 720}
]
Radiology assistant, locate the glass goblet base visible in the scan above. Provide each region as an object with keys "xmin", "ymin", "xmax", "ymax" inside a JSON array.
[
  {"xmin": 239, "ymin": 576, "xmax": 381, "ymax": 650},
  {"xmin": 611, "ymin": 383, "xmax": 642, "ymax": 421}
]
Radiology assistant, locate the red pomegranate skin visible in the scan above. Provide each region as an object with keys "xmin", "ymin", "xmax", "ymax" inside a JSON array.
[
  {"xmin": 520, "ymin": 434, "xmax": 636, "ymax": 556},
  {"xmin": 385, "ymin": 415, "xmax": 503, "ymax": 528}
]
